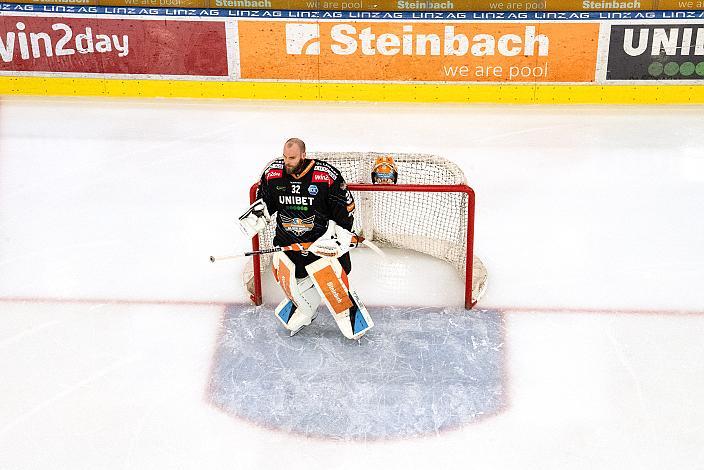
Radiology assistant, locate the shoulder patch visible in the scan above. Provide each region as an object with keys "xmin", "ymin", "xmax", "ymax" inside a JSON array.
[
  {"xmin": 313, "ymin": 162, "xmax": 340, "ymax": 180},
  {"xmin": 265, "ymin": 159, "xmax": 284, "ymax": 171},
  {"xmin": 266, "ymin": 168, "xmax": 283, "ymax": 181},
  {"xmin": 264, "ymin": 159, "xmax": 284, "ymax": 181},
  {"xmin": 311, "ymin": 170, "xmax": 333, "ymax": 187}
]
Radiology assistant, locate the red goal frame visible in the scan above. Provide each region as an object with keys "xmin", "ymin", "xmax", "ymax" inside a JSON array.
[{"xmin": 248, "ymin": 182, "xmax": 477, "ymax": 309}]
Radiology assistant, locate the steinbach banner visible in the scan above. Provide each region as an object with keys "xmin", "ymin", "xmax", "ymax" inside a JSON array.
[
  {"xmin": 0, "ymin": 16, "xmax": 228, "ymax": 76},
  {"xmin": 237, "ymin": 20, "xmax": 599, "ymax": 82}
]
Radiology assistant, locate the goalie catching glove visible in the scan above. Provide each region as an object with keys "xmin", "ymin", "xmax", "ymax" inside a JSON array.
[
  {"xmin": 238, "ymin": 199, "xmax": 271, "ymax": 238},
  {"xmin": 307, "ymin": 222, "xmax": 358, "ymax": 258}
]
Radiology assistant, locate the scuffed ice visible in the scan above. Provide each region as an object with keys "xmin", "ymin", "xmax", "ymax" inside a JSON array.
[{"xmin": 209, "ymin": 304, "xmax": 505, "ymax": 440}]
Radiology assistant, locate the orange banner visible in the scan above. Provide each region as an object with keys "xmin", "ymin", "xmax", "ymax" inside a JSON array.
[
  {"xmin": 655, "ymin": 0, "xmax": 704, "ymax": 7},
  {"xmin": 238, "ymin": 21, "xmax": 599, "ymax": 82}
]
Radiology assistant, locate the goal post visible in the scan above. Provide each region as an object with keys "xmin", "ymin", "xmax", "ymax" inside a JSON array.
[{"xmin": 244, "ymin": 152, "xmax": 488, "ymax": 310}]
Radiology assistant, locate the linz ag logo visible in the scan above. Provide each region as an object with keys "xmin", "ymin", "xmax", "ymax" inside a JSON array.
[{"xmin": 607, "ymin": 24, "xmax": 704, "ymax": 80}]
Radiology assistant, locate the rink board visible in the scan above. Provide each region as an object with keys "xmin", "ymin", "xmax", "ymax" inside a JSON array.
[
  {"xmin": 1, "ymin": 6, "xmax": 704, "ymax": 103},
  {"xmin": 1, "ymin": 76, "xmax": 702, "ymax": 103}
]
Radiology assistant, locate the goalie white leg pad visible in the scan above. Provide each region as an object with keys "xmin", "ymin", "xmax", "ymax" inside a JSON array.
[
  {"xmin": 272, "ymin": 252, "xmax": 321, "ymax": 336},
  {"xmin": 305, "ymin": 258, "xmax": 374, "ymax": 340}
]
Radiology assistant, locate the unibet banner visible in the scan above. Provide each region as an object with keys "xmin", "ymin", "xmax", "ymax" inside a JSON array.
[
  {"xmin": 237, "ymin": 21, "xmax": 599, "ymax": 82},
  {"xmin": 607, "ymin": 24, "xmax": 704, "ymax": 80}
]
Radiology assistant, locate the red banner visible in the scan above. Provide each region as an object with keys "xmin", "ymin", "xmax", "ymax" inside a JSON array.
[{"xmin": 0, "ymin": 17, "xmax": 228, "ymax": 76}]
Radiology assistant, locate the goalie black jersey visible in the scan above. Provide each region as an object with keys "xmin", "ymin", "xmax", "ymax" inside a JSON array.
[{"xmin": 256, "ymin": 158, "xmax": 355, "ymax": 247}]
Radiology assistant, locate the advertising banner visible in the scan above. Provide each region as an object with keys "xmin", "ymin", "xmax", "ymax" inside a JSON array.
[
  {"xmin": 1, "ymin": 5, "xmax": 704, "ymax": 105},
  {"xmin": 238, "ymin": 20, "xmax": 599, "ymax": 82},
  {"xmin": 607, "ymin": 23, "xmax": 704, "ymax": 80},
  {"xmin": 223, "ymin": 0, "xmax": 658, "ymax": 10},
  {"xmin": 0, "ymin": 5, "xmax": 700, "ymax": 20},
  {"xmin": 0, "ymin": 16, "xmax": 228, "ymax": 76},
  {"xmin": 656, "ymin": 0, "xmax": 704, "ymax": 7},
  {"xmin": 0, "ymin": 0, "xmax": 659, "ymax": 11}
]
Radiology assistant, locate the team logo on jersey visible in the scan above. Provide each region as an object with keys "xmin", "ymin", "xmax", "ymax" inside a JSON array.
[
  {"xmin": 308, "ymin": 185, "xmax": 318, "ymax": 195},
  {"xmin": 281, "ymin": 215, "xmax": 316, "ymax": 235}
]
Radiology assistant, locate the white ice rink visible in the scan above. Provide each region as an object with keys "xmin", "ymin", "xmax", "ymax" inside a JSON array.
[{"xmin": 1, "ymin": 97, "xmax": 704, "ymax": 469}]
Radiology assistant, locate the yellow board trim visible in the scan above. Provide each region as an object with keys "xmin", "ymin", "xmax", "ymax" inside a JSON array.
[{"xmin": 1, "ymin": 76, "xmax": 703, "ymax": 104}]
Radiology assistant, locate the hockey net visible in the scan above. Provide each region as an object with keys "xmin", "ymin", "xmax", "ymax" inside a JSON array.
[{"xmin": 244, "ymin": 152, "xmax": 488, "ymax": 309}]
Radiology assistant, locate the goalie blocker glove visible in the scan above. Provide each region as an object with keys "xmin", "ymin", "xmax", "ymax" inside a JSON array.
[
  {"xmin": 238, "ymin": 198, "xmax": 271, "ymax": 238},
  {"xmin": 308, "ymin": 222, "xmax": 358, "ymax": 258}
]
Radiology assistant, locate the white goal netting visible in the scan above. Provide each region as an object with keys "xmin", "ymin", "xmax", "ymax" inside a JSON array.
[{"xmin": 245, "ymin": 152, "xmax": 487, "ymax": 308}]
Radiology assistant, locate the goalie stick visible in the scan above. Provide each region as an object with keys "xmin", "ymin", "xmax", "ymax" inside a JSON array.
[
  {"xmin": 209, "ymin": 242, "xmax": 312, "ymax": 262},
  {"xmin": 209, "ymin": 235, "xmax": 383, "ymax": 263}
]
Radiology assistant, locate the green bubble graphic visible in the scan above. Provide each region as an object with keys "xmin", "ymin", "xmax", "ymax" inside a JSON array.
[
  {"xmin": 648, "ymin": 62, "xmax": 664, "ymax": 77},
  {"xmin": 664, "ymin": 62, "xmax": 680, "ymax": 76},
  {"xmin": 679, "ymin": 62, "xmax": 695, "ymax": 76},
  {"xmin": 696, "ymin": 62, "xmax": 704, "ymax": 77}
]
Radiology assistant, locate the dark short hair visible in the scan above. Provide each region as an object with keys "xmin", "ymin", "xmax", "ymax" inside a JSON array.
[{"xmin": 285, "ymin": 138, "xmax": 306, "ymax": 153}]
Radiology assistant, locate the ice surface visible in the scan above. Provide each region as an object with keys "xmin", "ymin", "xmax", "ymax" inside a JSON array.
[
  {"xmin": 1, "ymin": 98, "xmax": 704, "ymax": 469},
  {"xmin": 209, "ymin": 304, "xmax": 504, "ymax": 440}
]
